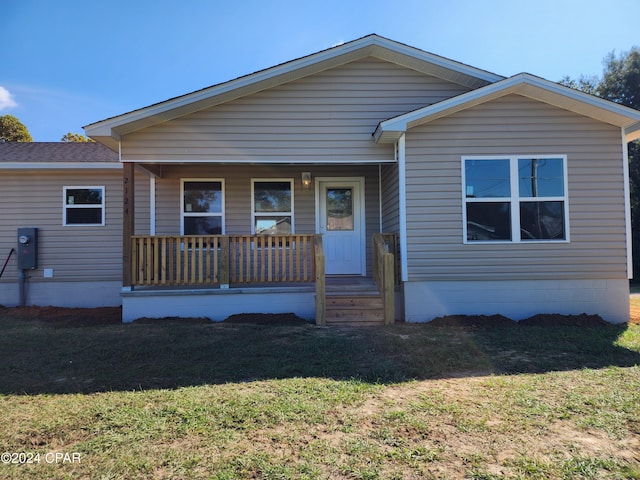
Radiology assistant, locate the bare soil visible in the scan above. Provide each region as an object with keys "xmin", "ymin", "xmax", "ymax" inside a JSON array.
[
  {"xmin": 0, "ymin": 305, "xmax": 634, "ymax": 326},
  {"xmin": 0, "ymin": 305, "xmax": 122, "ymax": 327}
]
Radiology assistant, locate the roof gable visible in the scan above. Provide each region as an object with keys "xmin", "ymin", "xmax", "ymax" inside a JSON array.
[
  {"xmin": 374, "ymin": 73, "xmax": 640, "ymax": 143},
  {"xmin": 85, "ymin": 34, "xmax": 504, "ymax": 150}
]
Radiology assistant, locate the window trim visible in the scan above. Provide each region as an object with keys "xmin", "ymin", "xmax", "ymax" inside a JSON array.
[
  {"xmin": 251, "ymin": 178, "xmax": 295, "ymax": 235},
  {"xmin": 180, "ymin": 178, "xmax": 225, "ymax": 235},
  {"xmin": 63, "ymin": 186, "xmax": 105, "ymax": 227},
  {"xmin": 462, "ymin": 155, "xmax": 569, "ymax": 244}
]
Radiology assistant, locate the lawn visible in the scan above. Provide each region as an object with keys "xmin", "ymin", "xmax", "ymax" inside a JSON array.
[{"xmin": 0, "ymin": 312, "xmax": 639, "ymax": 479}]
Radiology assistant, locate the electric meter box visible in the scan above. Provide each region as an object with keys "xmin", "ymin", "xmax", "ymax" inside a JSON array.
[{"xmin": 17, "ymin": 228, "xmax": 38, "ymax": 270}]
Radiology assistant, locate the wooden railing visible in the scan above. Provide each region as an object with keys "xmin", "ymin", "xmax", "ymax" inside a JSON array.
[
  {"xmin": 373, "ymin": 233, "xmax": 397, "ymax": 325},
  {"xmin": 130, "ymin": 234, "xmax": 317, "ymax": 287}
]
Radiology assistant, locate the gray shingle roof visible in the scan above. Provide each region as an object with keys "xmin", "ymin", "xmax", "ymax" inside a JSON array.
[{"xmin": 0, "ymin": 142, "xmax": 118, "ymax": 163}]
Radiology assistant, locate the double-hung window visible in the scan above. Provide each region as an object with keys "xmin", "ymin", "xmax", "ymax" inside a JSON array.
[
  {"xmin": 463, "ymin": 156, "xmax": 568, "ymax": 243},
  {"xmin": 251, "ymin": 179, "xmax": 294, "ymax": 234},
  {"xmin": 63, "ymin": 186, "xmax": 105, "ymax": 226},
  {"xmin": 181, "ymin": 180, "xmax": 225, "ymax": 234}
]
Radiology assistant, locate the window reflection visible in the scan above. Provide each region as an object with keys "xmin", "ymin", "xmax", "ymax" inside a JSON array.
[
  {"xmin": 182, "ymin": 181, "xmax": 223, "ymax": 235},
  {"xmin": 520, "ymin": 201, "xmax": 565, "ymax": 240},
  {"xmin": 518, "ymin": 158, "xmax": 564, "ymax": 197},
  {"xmin": 465, "ymin": 159, "xmax": 510, "ymax": 198},
  {"xmin": 466, "ymin": 202, "xmax": 511, "ymax": 241},
  {"xmin": 326, "ymin": 188, "xmax": 354, "ymax": 231}
]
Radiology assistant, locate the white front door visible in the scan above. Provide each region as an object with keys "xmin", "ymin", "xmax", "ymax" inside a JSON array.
[{"xmin": 317, "ymin": 178, "xmax": 365, "ymax": 275}]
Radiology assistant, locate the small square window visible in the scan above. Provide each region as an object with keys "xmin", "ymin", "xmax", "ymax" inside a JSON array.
[{"xmin": 63, "ymin": 187, "xmax": 105, "ymax": 226}]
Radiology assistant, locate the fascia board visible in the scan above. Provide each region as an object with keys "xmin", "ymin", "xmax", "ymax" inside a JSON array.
[
  {"xmin": 85, "ymin": 38, "xmax": 381, "ymax": 136},
  {"xmin": 120, "ymin": 158, "xmax": 397, "ymax": 165},
  {"xmin": 366, "ymin": 37, "xmax": 503, "ymax": 84},
  {"xmin": 375, "ymin": 73, "xmax": 640, "ymax": 142},
  {"xmin": 624, "ymin": 122, "xmax": 640, "ymax": 142},
  {"xmin": 374, "ymin": 77, "xmax": 522, "ymax": 142},
  {"xmin": 85, "ymin": 35, "xmax": 504, "ymax": 139},
  {"xmin": 0, "ymin": 162, "xmax": 122, "ymax": 170}
]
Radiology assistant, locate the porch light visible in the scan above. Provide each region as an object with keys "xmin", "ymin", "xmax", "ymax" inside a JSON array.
[{"xmin": 301, "ymin": 172, "xmax": 312, "ymax": 189}]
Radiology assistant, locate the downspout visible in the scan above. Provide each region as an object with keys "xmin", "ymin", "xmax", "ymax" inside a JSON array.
[
  {"xmin": 18, "ymin": 269, "xmax": 26, "ymax": 307},
  {"xmin": 150, "ymin": 176, "xmax": 156, "ymax": 236},
  {"xmin": 622, "ymin": 130, "xmax": 633, "ymax": 279},
  {"xmin": 378, "ymin": 164, "xmax": 383, "ymax": 232},
  {"xmin": 397, "ymin": 134, "xmax": 408, "ymax": 282}
]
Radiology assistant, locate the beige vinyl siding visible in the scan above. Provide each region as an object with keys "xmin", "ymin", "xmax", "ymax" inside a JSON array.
[
  {"xmin": 150, "ymin": 164, "xmax": 380, "ymax": 274},
  {"xmin": 404, "ymin": 94, "xmax": 627, "ymax": 281},
  {"xmin": 0, "ymin": 169, "xmax": 148, "ymax": 284},
  {"xmin": 381, "ymin": 163, "xmax": 400, "ymax": 233},
  {"xmin": 122, "ymin": 58, "xmax": 471, "ymax": 163}
]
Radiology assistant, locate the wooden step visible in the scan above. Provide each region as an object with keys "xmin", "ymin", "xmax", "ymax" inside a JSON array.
[{"xmin": 325, "ymin": 293, "xmax": 385, "ymax": 326}]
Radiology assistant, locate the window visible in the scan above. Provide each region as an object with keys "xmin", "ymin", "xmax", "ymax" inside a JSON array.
[
  {"xmin": 252, "ymin": 179, "xmax": 294, "ymax": 234},
  {"xmin": 463, "ymin": 156, "xmax": 568, "ymax": 243},
  {"xmin": 63, "ymin": 186, "xmax": 105, "ymax": 226},
  {"xmin": 181, "ymin": 180, "xmax": 224, "ymax": 234}
]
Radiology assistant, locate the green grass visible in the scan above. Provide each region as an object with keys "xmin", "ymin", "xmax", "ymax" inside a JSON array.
[{"xmin": 0, "ymin": 316, "xmax": 639, "ymax": 479}]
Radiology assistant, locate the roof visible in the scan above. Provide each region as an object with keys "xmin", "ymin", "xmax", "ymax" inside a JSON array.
[
  {"xmin": 84, "ymin": 34, "xmax": 505, "ymax": 150},
  {"xmin": 0, "ymin": 142, "xmax": 120, "ymax": 169},
  {"xmin": 373, "ymin": 73, "xmax": 640, "ymax": 143}
]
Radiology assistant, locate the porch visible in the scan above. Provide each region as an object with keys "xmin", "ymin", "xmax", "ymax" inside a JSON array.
[{"xmin": 123, "ymin": 233, "xmax": 399, "ymax": 325}]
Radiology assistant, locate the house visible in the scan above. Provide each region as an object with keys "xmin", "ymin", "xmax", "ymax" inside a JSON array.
[{"xmin": 4, "ymin": 34, "xmax": 640, "ymax": 324}]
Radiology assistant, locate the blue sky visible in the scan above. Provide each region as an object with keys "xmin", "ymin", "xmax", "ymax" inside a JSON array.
[{"xmin": 2, "ymin": 0, "xmax": 638, "ymax": 142}]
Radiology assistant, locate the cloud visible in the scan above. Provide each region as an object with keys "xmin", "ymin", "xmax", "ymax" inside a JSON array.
[{"xmin": 0, "ymin": 86, "xmax": 18, "ymax": 111}]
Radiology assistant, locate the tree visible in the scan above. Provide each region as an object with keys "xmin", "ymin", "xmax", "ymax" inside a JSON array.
[
  {"xmin": 597, "ymin": 48, "xmax": 640, "ymax": 110},
  {"xmin": 563, "ymin": 47, "xmax": 640, "ymax": 277},
  {"xmin": 61, "ymin": 132, "xmax": 94, "ymax": 142},
  {"xmin": 0, "ymin": 114, "xmax": 32, "ymax": 142},
  {"xmin": 558, "ymin": 74, "xmax": 598, "ymax": 95}
]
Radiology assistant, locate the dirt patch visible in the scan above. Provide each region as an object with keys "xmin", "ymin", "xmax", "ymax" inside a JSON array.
[
  {"xmin": 224, "ymin": 312, "xmax": 309, "ymax": 325},
  {"xmin": 428, "ymin": 314, "xmax": 516, "ymax": 327},
  {"xmin": 427, "ymin": 313, "xmax": 611, "ymax": 327},
  {"xmin": 132, "ymin": 316, "xmax": 212, "ymax": 324},
  {"xmin": 0, "ymin": 305, "xmax": 121, "ymax": 327},
  {"xmin": 519, "ymin": 313, "xmax": 608, "ymax": 326},
  {"xmin": 0, "ymin": 306, "xmax": 630, "ymax": 328}
]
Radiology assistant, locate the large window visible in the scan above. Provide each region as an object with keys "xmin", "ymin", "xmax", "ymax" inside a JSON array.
[
  {"xmin": 252, "ymin": 179, "xmax": 294, "ymax": 234},
  {"xmin": 463, "ymin": 156, "xmax": 568, "ymax": 243},
  {"xmin": 63, "ymin": 186, "xmax": 105, "ymax": 226},
  {"xmin": 181, "ymin": 180, "xmax": 224, "ymax": 235}
]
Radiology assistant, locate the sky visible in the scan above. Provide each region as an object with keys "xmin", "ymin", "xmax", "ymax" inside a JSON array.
[{"xmin": 1, "ymin": 0, "xmax": 639, "ymax": 142}]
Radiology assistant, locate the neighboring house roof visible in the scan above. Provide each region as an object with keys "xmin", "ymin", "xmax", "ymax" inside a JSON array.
[
  {"xmin": 374, "ymin": 73, "xmax": 640, "ymax": 143},
  {"xmin": 84, "ymin": 34, "xmax": 505, "ymax": 150},
  {"xmin": 0, "ymin": 141, "xmax": 120, "ymax": 169}
]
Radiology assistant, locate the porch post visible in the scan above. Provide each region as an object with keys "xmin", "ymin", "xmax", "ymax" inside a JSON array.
[
  {"xmin": 314, "ymin": 235, "xmax": 326, "ymax": 326},
  {"xmin": 122, "ymin": 161, "xmax": 135, "ymax": 288}
]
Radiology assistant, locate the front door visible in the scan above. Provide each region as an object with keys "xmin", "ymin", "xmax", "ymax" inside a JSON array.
[{"xmin": 317, "ymin": 178, "xmax": 365, "ymax": 275}]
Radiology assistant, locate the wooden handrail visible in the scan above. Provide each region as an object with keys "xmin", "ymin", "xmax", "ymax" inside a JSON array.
[
  {"xmin": 314, "ymin": 235, "xmax": 326, "ymax": 326},
  {"xmin": 373, "ymin": 233, "xmax": 396, "ymax": 325},
  {"xmin": 130, "ymin": 234, "xmax": 316, "ymax": 287}
]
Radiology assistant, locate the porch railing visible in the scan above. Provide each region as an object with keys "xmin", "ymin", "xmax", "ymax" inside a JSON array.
[
  {"xmin": 373, "ymin": 233, "xmax": 397, "ymax": 325},
  {"xmin": 130, "ymin": 234, "xmax": 317, "ymax": 287}
]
